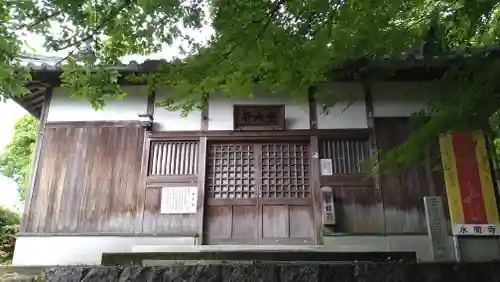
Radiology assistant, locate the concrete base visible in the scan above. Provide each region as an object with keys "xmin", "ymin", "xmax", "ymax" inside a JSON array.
[
  {"xmin": 13, "ymin": 234, "xmax": 500, "ymax": 266},
  {"xmin": 12, "ymin": 236, "xmax": 196, "ymax": 266},
  {"xmin": 324, "ymin": 235, "xmax": 457, "ymax": 262},
  {"xmin": 457, "ymin": 237, "xmax": 500, "ymax": 262}
]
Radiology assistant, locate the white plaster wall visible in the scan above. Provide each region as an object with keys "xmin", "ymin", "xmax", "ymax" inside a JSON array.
[
  {"xmin": 207, "ymin": 91, "xmax": 310, "ymax": 131},
  {"xmin": 153, "ymin": 86, "xmax": 202, "ymax": 131},
  {"xmin": 315, "ymin": 82, "xmax": 368, "ymax": 129},
  {"xmin": 46, "ymin": 86, "xmax": 148, "ymax": 122},
  {"xmin": 12, "ymin": 236, "xmax": 196, "ymax": 266},
  {"xmin": 371, "ymin": 82, "xmax": 439, "ymax": 117}
]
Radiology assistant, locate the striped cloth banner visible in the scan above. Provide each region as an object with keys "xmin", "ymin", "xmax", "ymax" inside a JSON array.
[{"xmin": 439, "ymin": 131, "xmax": 500, "ymax": 236}]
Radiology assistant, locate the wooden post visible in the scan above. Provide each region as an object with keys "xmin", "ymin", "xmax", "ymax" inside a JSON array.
[
  {"xmin": 196, "ymin": 95, "xmax": 209, "ymax": 245},
  {"xmin": 308, "ymin": 86, "xmax": 323, "ymax": 244}
]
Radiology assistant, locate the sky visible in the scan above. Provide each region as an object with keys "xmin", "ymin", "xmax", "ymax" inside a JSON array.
[{"xmin": 0, "ymin": 100, "xmax": 26, "ymax": 212}]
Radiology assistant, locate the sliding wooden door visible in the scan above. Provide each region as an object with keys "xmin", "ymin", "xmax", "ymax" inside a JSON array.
[{"xmin": 204, "ymin": 142, "xmax": 314, "ymax": 245}]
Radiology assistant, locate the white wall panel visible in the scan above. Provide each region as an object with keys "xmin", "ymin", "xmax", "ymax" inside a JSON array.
[
  {"xmin": 13, "ymin": 236, "xmax": 195, "ymax": 266},
  {"xmin": 153, "ymin": 86, "xmax": 202, "ymax": 131},
  {"xmin": 372, "ymin": 82, "xmax": 438, "ymax": 117},
  {"xmin": 46, "ymin": 86, "xmax": 148, "ymax": 122},
  {"xmin": 207, "ymin": 91, "xmax": 310, "ymax": 131},
  {"xmin": 316, "ymin": 83, "xmax": 368, "ymax": 129}
]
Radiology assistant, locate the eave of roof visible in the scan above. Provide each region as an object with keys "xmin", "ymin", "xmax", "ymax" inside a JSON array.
[{"xmin": 16, "ymin": 44, "xmax": 500, "ymax": 118}]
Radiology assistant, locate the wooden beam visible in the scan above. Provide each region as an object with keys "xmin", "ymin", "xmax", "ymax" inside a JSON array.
[
  {"xmin": 20, "ymin": 87, "xmax": 52, "ymax": 232},
  {"xmin": 147, "ymin": 129, "xmax": 370, "ymax": 139},
  {"xmin": 24, "ymin": 93, "xmax": 46, "ymax": 108},
  {"xmin": 45, "ymin": 121, "xmax": 141, "ymax": 128}
]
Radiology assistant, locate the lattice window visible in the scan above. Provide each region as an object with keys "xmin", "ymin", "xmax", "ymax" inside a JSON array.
[
  {"xmin": 319, "ymin": 139, "xmax": 369, "ymax": 174},
  {"xmin": 206, "ymin": 144, "xmax": 256, "ymax": 199},
  {"xmin": 148, "ymin": 141, "xmax": 199, "ymax": 176},
  {"xmin": 261, "ymin": 143, "xmax": 310, "ymax": 198}
]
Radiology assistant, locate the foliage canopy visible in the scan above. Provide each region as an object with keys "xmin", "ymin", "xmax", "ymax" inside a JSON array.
[
  {"xmin": 0, "ymin": 114, "xmax": 38, "ymax": 201},
  {"xmin": 2, "ymin": 0, "xmax": 500, "ymax": 169}
]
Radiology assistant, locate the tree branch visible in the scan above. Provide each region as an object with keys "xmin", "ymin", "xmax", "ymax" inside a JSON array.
[
  {"xmin": 56, "ymin": 49, "xmax": 77, "ymax": 65},
  {"xmin": 16, "ymin": 11, "xmax": 61, "ymax": 30},
  {"xmin": 54, "ymin": 1, "xmax": 132, "ymax": 51},
  {"xmin": 257, "ymin": 0, "xmax": 285, "ymax": 38}
]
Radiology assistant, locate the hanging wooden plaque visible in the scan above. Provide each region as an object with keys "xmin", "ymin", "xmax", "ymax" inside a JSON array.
[{"xmin": 233, "ymin": 105, "xmax": 285, "ymax": 130}]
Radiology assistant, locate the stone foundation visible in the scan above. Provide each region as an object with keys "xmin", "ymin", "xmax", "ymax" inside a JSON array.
[{"xmin": 39, "ymin": 262, "xmax": 500, "ymax": 282}]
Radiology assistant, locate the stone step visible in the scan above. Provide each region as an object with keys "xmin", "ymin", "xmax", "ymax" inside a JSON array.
[
  {"xmin": 102, "ymin": 248, "xmax": 416, "ymax": 265},
  {"xmin": 132, "ymin": 245, "xmax": 352, "ymax": 253}
]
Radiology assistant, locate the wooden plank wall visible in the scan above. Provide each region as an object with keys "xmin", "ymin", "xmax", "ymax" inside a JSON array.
[
  {"xmin": 142, "ymin": 140, "xmax": 199, "ymax": 235},
  {"xmin": 375, "ymin": 118, "xmax": 447, "ymax": 233},
  {"xmin": 24, "ymin": 119, "xmax": 447, "ymax": 236},
  {"xmin": 318, "ymin": 138, "xmax": 385, "ymax": 233},
  {"xmin": 322, "ymin": 118, "xmax": 447, "ymax": 234},
  {"xmin": 25, "ymin": 125, "xmax": 144, "ymax": 233}
]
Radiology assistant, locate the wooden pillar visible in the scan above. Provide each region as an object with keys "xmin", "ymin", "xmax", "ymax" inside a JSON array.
[
  {"xmin": 137, "ymin": 90, "xmax": 156, "ymax": 233},
  {"xmin": 308, "ymin": 87, "xmax": 323, "ymax": 244},
  {"xmin": 196, "ymin": 96, "xmax": 209, "ymax": 245},
  {"xmin": 363, "ymin": 80, "xmax": 386, "ymax": 232}
]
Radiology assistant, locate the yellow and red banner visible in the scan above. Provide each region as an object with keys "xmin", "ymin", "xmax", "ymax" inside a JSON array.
[{"xmin": 439, "ymin": 131, "xmax": 500, "ymax": 235}]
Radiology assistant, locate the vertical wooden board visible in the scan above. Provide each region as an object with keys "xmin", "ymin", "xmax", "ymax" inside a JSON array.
[
  {"xmin": 46, "ymin": 127, "xmax": 72, "ymax": 232},
  {"xmin": 62, "ymin": 127, "xmax": 89, "ymax": 232},
  {"xmin": 108, "ymin": 127, "xmax": 143, "ymax": 232},
  {"xmin": 25, "ymin": 125, "xmax": 146, "ymax": 234},
  {"xmin": 375, "ymin": 118, "xmax": 444, "ymax": 233},
  {"xmin": 262, "ymin": 205, "xmax": 288, "ymax": 238},
  {"xmin": 76, "ymin": 127, "xmax": 97, "ymax": 232},
  {"xmin": 205, "ymin": 206, "xmax": 232, "ymax": 240},
  {"xmin": 34, "ymin": 128, "xmax": 68, "ymax": 232},
  {"xmin": 289, "ymin": 206, "xmax": 314, "ymax": 238},
  {"xmin": 25, "ymin": 127, "xmax": 52, "ymax": 232},
  {"xmin": 80, "ymin": 127, "xmax": 108, "ymax": 231},
  {"xmin": 231, "ymin": 206, "xmax": 258, "ymax": 239},
  {"xmin": 332, "ymin": 186, "xmax": 385, "ymax": 233}
]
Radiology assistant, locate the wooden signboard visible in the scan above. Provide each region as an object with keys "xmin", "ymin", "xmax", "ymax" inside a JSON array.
[
  {"xmin": 233, "ymin": 105, "xmax": 285, "ymax": 130},
  {"xmin": 439, "ymin": 131, "xmax": 500, "ymax": 236},
  {"xmin": 160, "ymin": 186, "xmax": 198, "ymax": 214},
  {"xmin": 321, "ymin": 186, "xmax": 336, "ymax": 225}
]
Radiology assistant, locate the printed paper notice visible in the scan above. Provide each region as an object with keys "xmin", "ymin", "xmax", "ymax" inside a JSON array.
[
  {"xmin": 320, "ymin": 159, "xmax": 333, "ymax": 176},
  {"xmin": 160, "ymin": 186, "xmax": 198, "ymax": 214}
]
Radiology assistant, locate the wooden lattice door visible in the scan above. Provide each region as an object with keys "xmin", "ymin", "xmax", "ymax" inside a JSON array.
[{"xmin": 204, "ymin": 142, "xmax": 314, "ymax": 245}]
